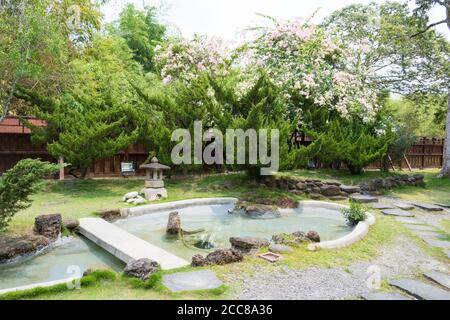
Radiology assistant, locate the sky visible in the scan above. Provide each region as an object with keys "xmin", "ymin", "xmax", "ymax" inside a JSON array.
[{"xmin": 101, "ymin": 0, "xmax": 450, "ymax": 40}]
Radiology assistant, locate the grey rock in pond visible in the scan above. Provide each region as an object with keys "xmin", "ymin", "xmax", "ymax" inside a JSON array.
[
  {"xmin": 34, "ymin": 214, "xmax": 62, "ymax": 239},
  {"xmin": 350, "ymin": 194, "xmax": 378, "ymax": 203},
  {"xmin": 242, "ymin": 204, "xmax": 281, "ymax": 219},
  {"xmin": 0, "ymin": 235, "xmax": 50, "ymax": 263},
  {"xmin": 306, "ymin": 231, "xmax": 321, "ymax": 243},
  {"xmin": 230, "ymin": 237, "xmax": 270, "ymax": 252},
  {"xmin": 423, "ymin": 271, "xmax": 450, "ymax": 290},
  {"xmin": 124, "ymin": 258, "xmax": 159, "ymax": 280},
  {"xmin": 388, "ymin": 279, "xmax": 450, "ymax": 300},
  {"xmin": 412, "ymin": 202, "xmax": 444, "ymax": 212},
  {"xmin": 269, "ymin": 244, "xmax": 293, "ymax": 254},
  {"xmin": 422, "ymin": 238, "xmax": 450, "ymax": 249},
  {"xmin": 163, "ymin": 270, "xmax": 222, "ymax": 292},
  {"xmin": 382, "ymin": 209, "xmax": 415, "ymax": 218},
  {"xmin": 166, "ymin": 211, "xmax": 181, "ymax": 235},
  {"xmin": 340, "ymin": 185, "xmax": 361, "ymax": 194},
  {"xmin": 361, "ymin": 292, "xmax": 414, "ymax": 300},
  {"xmin": 370, "ymin": 203, "xmax": 395, "ymax": 210},
  {"xmin": 394, "ymin": 203, "xmax": 415, "ymax": 211}
]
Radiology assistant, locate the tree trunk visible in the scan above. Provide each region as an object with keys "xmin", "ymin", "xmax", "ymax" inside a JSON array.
[
  {"xmin": 80, "ymin": 167, "xmax": 89, "ymax": 180},
  {"xmin": 440, "ymin": 93, "xmax": 450, "ymax": 178}
]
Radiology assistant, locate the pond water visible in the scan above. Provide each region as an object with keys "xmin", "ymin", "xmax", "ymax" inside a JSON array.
[
  {"xmin": 114, "ymin": 203, "xmax": 353, "ymax": 261},
  {"xmin": 0, "ymin": 202, "xmax": 353, "ymax": 291}
]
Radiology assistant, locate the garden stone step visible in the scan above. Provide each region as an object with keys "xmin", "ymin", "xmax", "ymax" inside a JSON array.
[
  {"xmin": 382, "ymin": 209, "xmax": 415, "ymax": 217},
  {"xmin": 435, "ymin": 203, "xmax": 450, "ymax": 209},
  {"xmin": 412, "ymin": 203, "xmax": 444, "ymax": 212},
  {"xmin": 395, "ymin": 218, "xmax": 422, "ymax": 224},
  {"xmin": 394, "ymin": 203, "xmax": 415, "ymax": 211},
  {"xmin": 423, "ymin": 271, "xmax": 450, "ymax": 290},
  {"xmin": 388, "ymin": 279, "xmax": 450, "ymax": 300},
  {"xmin": 350, "ymin": 194, "xmax": 378, "ymax": 203},
  {"xmin": 416, "ymin": 231, "xmax": 447, "ymax": 240},
  {"xmin": 371, "ymin": 203, "xmax": 395, "ymax": 210},
  {"xmin": 422, "ymin": 238, "xmax": 450, "ymax": 249},
  {"xmin": 361, "ymin": 292, "xmax": 414, "ymax": 300},
  {"xmin": 446, "ymin": 250, "xmax": 450, "ymax": 259},
  {"xmin": 340, "ymin": 185, "xmax": 361, "ymax": 193},
  {"xmin": 404, "ymin": 224, "xmax": 436, "ymax": 232},
  {"xmin": 162, "ymin": 270, "xmax": 222, "ymax": 292}
]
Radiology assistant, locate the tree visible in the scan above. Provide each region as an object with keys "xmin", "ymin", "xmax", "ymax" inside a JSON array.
[
  {"xmin": 109, "ymin": 4, "xmax": 166, "ymax": 72},
  {"xmin": 0, "ymin": 0, "xmax": 102, "ymax": 123},
  {"xmin": 0, "ymin": 159, "xmax": 59, "ymax": 231},
  {"xmin": 411, "ymin": 0, "xmax": 450, "ymax": 177}
]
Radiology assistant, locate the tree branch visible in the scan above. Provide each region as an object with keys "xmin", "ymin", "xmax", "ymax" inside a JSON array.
[{"xmin": 411, "ymin": 19, "xmax": 447, "ymax": 37}]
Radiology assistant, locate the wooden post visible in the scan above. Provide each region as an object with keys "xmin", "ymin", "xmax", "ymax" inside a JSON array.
[{"xmin": 58, "ymin": 156, "xmax": 64, "ymax": 180}]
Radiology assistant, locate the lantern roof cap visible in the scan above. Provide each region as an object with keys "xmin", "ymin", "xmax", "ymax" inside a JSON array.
[{"xmin": 139, "ymin": 157, "xmax": 171, "ymax": 170}]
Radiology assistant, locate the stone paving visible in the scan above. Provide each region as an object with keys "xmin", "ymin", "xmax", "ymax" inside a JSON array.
[
  {"xmin": 388, "ymin": 279, "xmax": 450, "ymax": 300},
  {"xmin": 162, "ymin": 270, "xmax": 223, "ymax": 292},
  {"xmin": 382, "ymin": 209, "xmax": 415, "ymax": 217}
]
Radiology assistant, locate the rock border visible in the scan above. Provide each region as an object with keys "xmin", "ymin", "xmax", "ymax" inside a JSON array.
[
  {"xmin": 300, "ymin": 201, "xmax": 376, "ymax": 251},
  {"xmin": 120, "ymin": 197, "xmax": 238, "ymax": 218}
]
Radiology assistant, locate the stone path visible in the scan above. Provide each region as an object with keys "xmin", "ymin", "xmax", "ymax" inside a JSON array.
[
  {"xmin": 388, "ymin": 279, "xmax": 450, "ymax": 300},
  {"xmin": 424, "ymin": 271, "xmax": 450, "ymax": 290},
  {"xmin": 350, "ymin": 194, "xmax": 378, "ymax": 203},
  {"xmin": 412, "ymin": 203, "xmax": 444, "ymax": 212},
  {"xmin": 361, "ymin": 292, "xmax": 414, "ymax": 300},
  {"xmin": 162, "ymin": 270, "xmax": 222, "ymax": 292},
  {"xmin": 382, "ymin": 209, "xmax": 415, "ymax": 217},
  {"xmin": 371, "ymin": 203, "xmax": 395, "ymax": 210},
  {"xmin": 394, "ymin": 203, "xmax": 415, "ymax": 211}
]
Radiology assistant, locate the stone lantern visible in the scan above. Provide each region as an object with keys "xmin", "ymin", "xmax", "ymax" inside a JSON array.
[{"xmin": 139, "ymin": 157, "xmax": 171, "ymax": 201}]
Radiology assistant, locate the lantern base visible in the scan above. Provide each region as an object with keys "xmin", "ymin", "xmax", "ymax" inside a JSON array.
[
  {"xmin": 145, "ymin": 180, "xmax": 165, "ymax": 188},
  {"xmin": 142, "ymin": 188, "xmax": 168, "ymax": 201}
]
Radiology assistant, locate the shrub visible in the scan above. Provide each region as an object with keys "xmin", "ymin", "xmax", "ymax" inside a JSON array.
[
  {"xmin": 0, "ymin": 159, "xmax": 59, "ymax": 231},
  {"xmin": 341, "ymin": 202, "xmax": 368, "ymax": 226},
  {"xmin": 124, "ymin": 270, "xmax": 163, "ymax": 290}
]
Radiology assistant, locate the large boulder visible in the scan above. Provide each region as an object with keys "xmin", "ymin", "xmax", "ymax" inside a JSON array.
[
  {"xmin": 166, "ymin": 211, "xmax": 181, "ymax": 235},
  {"xmin": 320, "ymin": 185, "xmax": 341, "ymax": 197},
  {"xmin": 0, "ymin": 235, "xmax": 50, "ymax": 263},
  {"xmin": 34, "ymin": 214, "xmax": 62, "ymax": 239},
  {"xmin": 269, "ymin": 244, "xmax": 293, "ymax": 254},
  {"xmin": 241, "ymin": 204, "xmax": 281, "ymax": 219},
  {"xmin": 306, "ymin": 231, "xmax": 321, "ymax": 243},
  {"xmin": 191, "ymin": 254, "xmax": 208, "ymax": 267},
  {"xmin": 340, "ymin": 185, "xmax": 361, "ymax": 194},
  {"xmin": 230, "ymin": 237, "xmax": 270, "ymax": 252},
  {"xmin": 124, "ymin": 258, "xmax": 159, "ymax": 280},
  {"xmin": 205, "ymin": 249, "xmax": 243, "ymax": 265}
]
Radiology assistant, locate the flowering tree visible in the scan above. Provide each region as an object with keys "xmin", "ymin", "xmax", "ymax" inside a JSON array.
[
  {"xmin": 154, "ymin": 35, "xmax": 229, "ymax": 84},
  {"xmin": 240, "ymin": 18, "xmax": 381, "ymax": 124}
]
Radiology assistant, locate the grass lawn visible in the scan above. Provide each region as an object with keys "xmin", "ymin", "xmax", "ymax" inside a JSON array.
[{"xmin": 1, "ymin": 168, "xmax": 449, "ymax": 300}]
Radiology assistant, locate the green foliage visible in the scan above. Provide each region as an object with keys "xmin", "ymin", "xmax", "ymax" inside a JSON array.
[
  {"xmin": 109, "ymin": 4, "xmax": 166, "ymax": 72},
  {"xmin": 0, "ymin": 159, "xmax": 59, "ymax": 231},
  {"xmin": 304, "ymin": 119, "xmax": 392, "ymax": 175},
  {"xmin": 0, "ymin": 269, "xmax": 116, "ymax": 300},
  {"xmin": 388, "ymin": 125, "xmax": 417, "ymax": 165},
  {"xmin": 125, "ymin": 271, "xmax": 163, "ymax": 290},
  {"xmin": 341, "ymin": 202, "xmax": 368, "ymax": 226}
]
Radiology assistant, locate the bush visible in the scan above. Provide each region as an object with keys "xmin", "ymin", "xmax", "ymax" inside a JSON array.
[
  {"xmin": 341, "ymin": 202, "xmax": 368, "ymax": 226},
  {"xmin": 125, "ymin": 270, "xmax": 163, "ymax": 289},
  {"xmin": 0, "ymin": 159, "xmax": 59, "ymax": 231}
]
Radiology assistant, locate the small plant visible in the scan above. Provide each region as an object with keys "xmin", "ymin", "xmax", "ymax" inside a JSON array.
[{"xmin": 341, "ymin": 202, "xmax": 368, "ymax": 226}]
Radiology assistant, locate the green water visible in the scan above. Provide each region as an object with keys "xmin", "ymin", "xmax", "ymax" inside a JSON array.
[
  {"xmin": 115, "ymin": 203, "xmax": 354, "ymax": 261},
  {"xmin": 0, "ymin": 203, "xmax": 352, "ymax": 291}
]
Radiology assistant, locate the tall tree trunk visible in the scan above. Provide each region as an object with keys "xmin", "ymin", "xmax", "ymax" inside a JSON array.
[{"xmin": 440, "ymin": 93, "xmax": 450, "ymax": 177}]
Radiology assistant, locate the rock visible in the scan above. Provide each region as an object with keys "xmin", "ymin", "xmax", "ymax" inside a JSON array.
[
  {"xmin": 83, "ymin": 268, "xmax": 94, "ymax": 277},
  {"xmin": 163, "ymin": 270, "xmax": 223, "ymax": 292},
  {"xmin": 230, "ymin": 237, "xmax": 270, "ymax": 252},
  {"xmin": 124, "ymin": 258, "xmax": 159, "ymax": 280},
  {"xmin": 306, "ymin": 231, "xmax": 321, "ymax": 243},
  {"xmin": 123, "ymin": 191, "xmax": 139, "ymax": 202},
  {"xmin": 382, "ymin": 209, "xmax": 415, "ymax": 217},
  {"xmin": 388, "ymin": 279, "xmax": 450, "ymax": 300},
  {"xmin": 166, "ymin": 211, "xmax": 181, "ymax": 235},
  {"xmin": 296, "ymin": 182, "xmax": 307, "ymax": 190},
  {"xmin": 63, "ymin": 219, "xmax": 79, "ymax": 231},
  {"xmin": 132, "ymin": 196, "xmax": 147, "ymax": 205},
  {"xmin": 205, "ymin": 249, "xmax": 243, "ymax": 265},
  {"xmin": 308, "ymin": 193, "xmax": 325, "ymax": 200},
  {"xmin": 34, "ymin": 214, "xmax": 62, "ymax": 239},
  {"xmin": 241, "ymin": 204, "xmax": 281, "ymax": 219},
  {"xmin": 340, "ymin": 185, "xmax": 361, "ymax": 193},
  {"xmin": 394, "ymin": 203, "xmax": 415, "ymax": 211},
  {"xmin": 350, "ymin": 194, "xmax": 378, "ymax": 203},
  {"xmin": 97, "ymin": 209, "xmax": 121, "ymax": 221},
  {"xmin": 422, "ymin": 238, "xmax": 450, "ymax": 249},
  {"xmin": 191, "ymin": 254, "xmax": 208, "ymax": 267},
  {"xmin": 0, "ymin": 235, "xmax": 50, "ymax": 263},
  {"xmin": 320, "ymin": 185, "xmax": 341, "ymax": 197},
  {"xmin": 269, "ymin": 244, "xmax": 293, "ymax": 254},
  {"xmin": 328, "ymin": 196, "xmax": 348, "ymax": 201},
  {"xmin": 370, "ymin": 203, "xmax": 395, "ymax": 210},
  {"xmin": 435, "ymin": 203, "xmax": 450, "ymax": 209},
  {"xmin": 272, "ymin": 232, "xmax": 308, "ymax": 246},
  {"xmin": 412, "ymin": 202, "xmax": 444, "ymax": 212}
]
